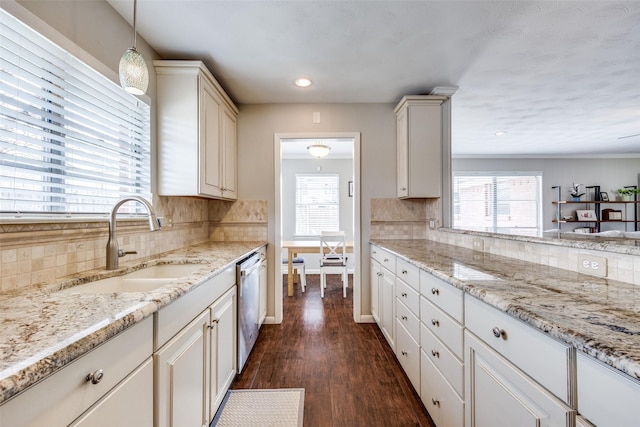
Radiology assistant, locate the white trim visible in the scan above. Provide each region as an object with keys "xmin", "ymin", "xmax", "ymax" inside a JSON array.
[{"xmin": 274, "ymin": 132, "xmax": 362, "ymax": 324}]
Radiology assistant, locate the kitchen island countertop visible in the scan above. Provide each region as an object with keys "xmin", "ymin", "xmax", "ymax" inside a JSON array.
[
  {"xmin": 0, "ymin": 241, "xmax": 266, "ymax": 404},
  {"xmin": 371, "ymin": 239, "xmax": 640, "ymax": 382}
]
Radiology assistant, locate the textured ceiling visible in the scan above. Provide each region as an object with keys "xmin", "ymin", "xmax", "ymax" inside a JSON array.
[{"xmin": 108, "ymin": 0, "xmax": 640, "ymax": 156}]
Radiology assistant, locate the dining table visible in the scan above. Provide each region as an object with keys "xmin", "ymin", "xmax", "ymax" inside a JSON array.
[{"xmin": 282, "ymin": 240, "xmax": 354, "ymax": 296}]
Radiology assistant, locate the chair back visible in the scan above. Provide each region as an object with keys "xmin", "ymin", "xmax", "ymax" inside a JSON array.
[{"xmin": 320, "ymin": 231, "xmax": 346, "ymax": 263}]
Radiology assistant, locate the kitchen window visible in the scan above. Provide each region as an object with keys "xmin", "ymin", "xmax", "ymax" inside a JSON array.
[
  {"xmin": 295, "ymin": 174, "xmax": 340, "ymax": 236},
  {"xmin": 453, "ymin": 172, "xmax": 542, "ymax": 236},
  {"xmin": 0, "ymin": 9, "xmax": 151, "ymax": 216}
]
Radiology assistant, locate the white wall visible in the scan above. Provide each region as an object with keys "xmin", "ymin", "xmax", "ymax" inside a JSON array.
[{"xmin": 453, "ymin": 158, "xmax": 640, "ymax": 232}]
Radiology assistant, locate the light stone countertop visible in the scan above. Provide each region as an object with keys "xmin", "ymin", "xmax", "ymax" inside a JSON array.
[
  {"xmin": 0, "ymin": 241, "xmax": 266, "ymax": 404},
  {"xmin": 371, "ymin": 239, "xmax": 640, "ymax": 382}
]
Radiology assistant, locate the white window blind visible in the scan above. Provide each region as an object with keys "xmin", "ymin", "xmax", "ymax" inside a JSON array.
[
  {"xmin": 453, "ymin": 172, "xmax": 542, "ymax": 236},
  {"xmin": 295, "ymin": 174, "xmax": 339, "ymax": 236},
  {"xmin": 0, "ymin": 9, "xmax": 151, "ymax": 215}
]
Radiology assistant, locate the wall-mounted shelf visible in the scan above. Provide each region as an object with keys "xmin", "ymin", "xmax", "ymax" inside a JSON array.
[{"xmin": 551, "ymin": 185, "xmax": 639, "ymax": 233}]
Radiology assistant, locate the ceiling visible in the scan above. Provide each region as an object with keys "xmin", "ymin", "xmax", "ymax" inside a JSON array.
[{"xmin": 108, "ymin": 0, "xmax": 640, "ymax": 157}]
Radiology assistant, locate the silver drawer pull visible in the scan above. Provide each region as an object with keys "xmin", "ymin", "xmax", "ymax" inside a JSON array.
[
  {"xmin": 431, "ymin": 397, "xmax": 440, "ymax": 407},
  {"xmin": 401, "ymin": 351, "xmax": 408, "ymax": 356},
  {"xmin": 431, "ymin": 288, "xmax": 439, "ymax": 295},
  {"xmin": 383, "ymin": 258, "xmax": 389, "ymax": 262},
  {"xmin": 492, "ymin": 327, "xmax": 506, "ymax": 339},
  {"xmin": 402, "ymin": 269, "xmax": 408, "ymax": 275},
  {"xmin": 86, "ymin": 369, "xmax": 104, "ymax": 385},
  {"xmin": 210, "ymin": 318, "xmax": 219, "ymax": 329},
  {"xmin": 377, "ymin": 272, "xmax": 382, "ymax": 277},
  {"xmin": 402, "ymin": 315, "xmax": 408, "ymax": 321},
  {"xmin": 431, "ymin": 319, "xmax": 440, "ymax": 327},
  {"xmin": 401, "ymin": 292, "xmax": 408, "ymax": 298},
  {"xmin": 431, "ymin": 349, "xmax": 440, "ymax": 358}
]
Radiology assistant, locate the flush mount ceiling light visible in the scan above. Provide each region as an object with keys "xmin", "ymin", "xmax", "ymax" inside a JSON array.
[
  {"xmin": 119, "ymin": 0, "xmax": 149, "ymax": 95},
  {"xmin": 307, "ymin": 143, "xmax": 331, "ymax": 158},
  {"xmin": 294, "ymin": 78, "xmax": 312, "ymax": 88},
  {"xmin": 495, "ymin": 131, "xmax": 507, "ymax": 136}
]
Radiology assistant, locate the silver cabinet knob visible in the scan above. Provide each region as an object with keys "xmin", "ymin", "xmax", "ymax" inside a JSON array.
[
  {"xmin": 431, "ymin": 288, "xmax": 439, "ymax": 295},
  {"xmin": 401, "ymin": 315, "xmax": 408, "ymax": 321},
  {"xmin": 431, "ymin": 319, "xmax": 440, "ymax": 327},
  {"xmin": 86, "ymin": 369, "xmax": 104, "ymax": 385},
  {"xmin": 431, "ymin": 397, "xmax": 440, "ymax": 407},
  {"xmin": 492, "ymin": 327, "xmax": 506, "ymax": 339},
  {"xmin": 402, "ymin": 269, "xmax": 408, "ymax": 275},
  {"xmin": 401, "ymin": 351, "xmax": 408, "ymax": 356},
  {"xmin": 401, "ymin": 292, "xmax": 408, "ymax": 298},
  {"xmin": 431, "ymin": 349, "xmax": 440, "ymax": 358}
]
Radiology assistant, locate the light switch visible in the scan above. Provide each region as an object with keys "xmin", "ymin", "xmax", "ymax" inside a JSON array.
[{"xmin": 312, "ymin": 112, "xmax": 320, "ymax": 123}]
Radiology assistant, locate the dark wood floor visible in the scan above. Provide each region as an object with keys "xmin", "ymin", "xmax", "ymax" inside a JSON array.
[{"xmin": 231, "ymin": 274, "xmax": 435, "ymax": 427}]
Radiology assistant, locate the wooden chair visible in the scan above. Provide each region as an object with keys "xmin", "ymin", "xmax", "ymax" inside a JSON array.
[
  {"xmin": 283, "ymin": 257, "xmax": 307, "ymax": 292},
  {"xmin": 319, "ymin": 231, "xmax": 348, "ymax": 298}
]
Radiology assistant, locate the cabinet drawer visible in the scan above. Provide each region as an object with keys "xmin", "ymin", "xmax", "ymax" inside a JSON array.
[
  {"xmin": 396, "ymin": 298, "xmax": 420, "ymax": 343},
  {"xmin": 396, "ymin": 278, "xmax": 420, "ymax": 317},
  {"xmin": 577, "ymin": 352, "xmax": 640, "ymax": 427},
  {"xmin": 465, "ymin": 295, "xmax": 572, "ymax": 405},
  {"xmin": 396, "ymin": 258, "xmax": 419, "ymax": 292},
  {"xmin": 420, "ymin": 323, "xmax": 463, "ymax": 397},
  {"xmin": 0, "ymin": 316, "xmax": 153, "ymax": 427},
  {"xmin": 421, "ymin": 349, "xmax": 464, "ymax": 427},
  {"xmin": 420, "ymin": 296, "xmax": 464, "ymax": 359},
  {"xmin": 370, "ymin": 245, "xmax": 396, "ymax": 273},
  {"xmin": 420, "ymin": 270, "xmax": 463, "ymax": 323},
  {"xmin": 156, "ymin": 265, "xmax": 234, "ymax": 349},
  {"xmin": 396, "ymin": 322, "xmax": 420, "ymax": 392}
]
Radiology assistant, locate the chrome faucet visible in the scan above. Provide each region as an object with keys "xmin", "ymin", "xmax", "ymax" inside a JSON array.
[{"xmin": 106, "ymin": 196, "xmax": 161, "ymax": 270}]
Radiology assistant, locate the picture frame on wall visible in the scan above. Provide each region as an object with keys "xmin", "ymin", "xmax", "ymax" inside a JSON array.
[
  {"xmin": 600, "ymin": 191, "xmax": 609, "ymax": 201},
  {"xmin": 576, "ymin": 209, "xmax": 597, "ymax": 221}
]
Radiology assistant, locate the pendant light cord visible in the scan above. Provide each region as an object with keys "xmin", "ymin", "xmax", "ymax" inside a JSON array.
[{"xmin": 132, "ymin": 0, "xmax": 137, "ymax": 48}]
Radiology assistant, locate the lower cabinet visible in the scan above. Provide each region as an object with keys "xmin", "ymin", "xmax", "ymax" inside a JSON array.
[
  {"xmin": 155, "ymin": 309, "xmax": 210, "ymax": 427},
  {"xmin": 259, "ymin": 252, "xmax": 267, "ymax": 326},
  {"xmin": 155, "ymin": 285, "xmax": 238, "ymax": 427},
  {"xmin": 421, "ymin": 348, "xmax": 464, "ymax": 427},
  {"xmin": 465, "ymin": 331, "xmax": 574, "ymax": 427},
  {"xmin": 370, "ymin": 258, "xmax": 381, "ymax": 323},
  {"xmin": 380, "ymin": 271, "xmax": 395, "ymax": 350},
  {"xmin": 70, "ymin": 358, "xmax": 153, "ymax": 426}
]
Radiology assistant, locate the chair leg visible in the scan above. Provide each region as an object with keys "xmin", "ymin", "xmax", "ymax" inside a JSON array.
[
  {"xmin": 301, "ymin": 265, "xmax": 306, "ymax": 292},
  {"xmin": 320, "ymin": 272, "xmax": 325, "ymax": 298},
  {"xmin": 343, "ymin": 268, "xmax": 347, "ymax": 298}
]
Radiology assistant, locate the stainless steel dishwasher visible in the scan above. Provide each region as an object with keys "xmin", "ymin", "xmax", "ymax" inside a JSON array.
[{"xmin": 236, "ymin": 252, "xmax": 261, "ymax": 374}]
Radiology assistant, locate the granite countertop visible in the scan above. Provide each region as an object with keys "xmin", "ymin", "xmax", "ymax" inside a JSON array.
[
  {"xmin": 371, "ymin": 239, "xmax": 640, "ymax": 382},
  {"xmin": 0, "ymin": 241, "xmax": 266, "ymax": 404}
]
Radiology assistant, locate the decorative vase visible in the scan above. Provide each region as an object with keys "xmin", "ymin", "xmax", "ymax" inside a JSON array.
[
  {"xmin": 572, "ymin": 197, "xmax": 581, "ymax": 202},
  {"xmin": 622, "ymin": 195, "xmax": 632, "ymax": 201}
]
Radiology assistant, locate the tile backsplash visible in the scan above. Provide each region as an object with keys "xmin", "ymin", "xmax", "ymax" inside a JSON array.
[{"xmin": 0, "ymin": 197, "xmax": 267, "ymax": 291}]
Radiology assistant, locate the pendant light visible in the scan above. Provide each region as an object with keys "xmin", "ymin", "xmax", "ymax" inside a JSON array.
[
  {"xmin": 119, "ymin": 0, "xmax": 148, "ymax": 95},
  {"xmin": 307, "ymin": 143, "xmax": 331, "ymax": 158}
]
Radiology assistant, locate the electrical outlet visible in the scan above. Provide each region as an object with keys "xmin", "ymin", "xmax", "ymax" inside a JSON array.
[
  {"xmin": 428, "ymin": 218, "xmax": 437, "ymax": 229},
  {"xmin": 472, "ymin": 238, "xmax": 484, "ymax": 251},
  {"xmin": 577, "ymin": 254, "xmax": 607, "ymax": 278}
]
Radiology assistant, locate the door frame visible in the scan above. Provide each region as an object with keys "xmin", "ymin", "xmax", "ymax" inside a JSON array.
[{"xmin": 273, "ymin": 132, "xmax": 362, "ymax": 323}]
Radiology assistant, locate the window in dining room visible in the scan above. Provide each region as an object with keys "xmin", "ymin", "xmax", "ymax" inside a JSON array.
[{"xmin": 295, "ymin": 174, "xmax": 340, "ymax": 236}]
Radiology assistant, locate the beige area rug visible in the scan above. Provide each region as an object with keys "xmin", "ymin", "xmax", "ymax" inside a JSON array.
[{"xmin": 212, "ymin": 388, "xmax": 304, "ymax": 427}]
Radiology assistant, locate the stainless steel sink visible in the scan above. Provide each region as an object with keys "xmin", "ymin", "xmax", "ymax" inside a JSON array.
[{"xmin": 59, "ymin": 264, "xmax": 204, "ymax": 294}]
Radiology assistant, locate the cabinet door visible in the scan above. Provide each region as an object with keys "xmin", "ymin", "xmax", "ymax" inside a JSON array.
[
  {"xmin": 199, "ymin": 76, "xmax": 223, "ymax": 197},
  {"xmin": 380, "ymin": 269, "xmax": 395, "ymax": 350},
  {"xmin": 396, "ymin": 106, "xmax": 409, "ymax": 198},
  {"xmin": 156, "ymin": 309, "xmax": 210, "ymax": 427},
  {"xmin": 209, "ymin": 286, "xmax": 237, "ymax": 421},
  {"xmin": 70, "ymin": 358, "xmax": 153, "ymax": 427},
  {"xmin": 220, "ymin": 106, "xmax": 237, "ymax": 199},
  {"xmin": 259, "ymin": 258, "xmax": 267, "ymax": 326},
  {"xmin": 465, "ymin": 331, "xmax": 574, "ymax": 427},
  {"xmin": 370, "ymin": 259, "xmax": 381, "ymax": 323}
]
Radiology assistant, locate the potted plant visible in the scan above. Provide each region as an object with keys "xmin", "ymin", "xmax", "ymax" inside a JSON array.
[
  {"xmin": 616, "ymin": 187, "xmax": 640, "ymax": 201},
  {"xmin": 568, "ymin": 183, "xmax": 585, "ymax": 201}
]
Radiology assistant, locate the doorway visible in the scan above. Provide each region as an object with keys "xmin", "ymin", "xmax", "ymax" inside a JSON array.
[{"xmin": 273, "ymin": 132, "xmax": 362, "ymax": 324}]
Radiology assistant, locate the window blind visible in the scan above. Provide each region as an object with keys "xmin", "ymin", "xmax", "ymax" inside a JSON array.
[
  {"xmin": 0, "ymin": 9, "xmax": 151, "ymax": 215},
  {"xmin": 453, "ymin": 172, "xmax": 542, "ymax": 236},
  {"xmin": 295, "ymin": 174, "xmax": 340, "ymax": 236}
]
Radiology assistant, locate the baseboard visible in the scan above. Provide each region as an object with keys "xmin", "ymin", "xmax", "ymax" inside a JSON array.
[
  {"xmin": 357, "ymin": 314, "xmax": 375, "ymax": 324},
  {"xmin": 262, "ymin": 315, "xmax": 279, "ymax": 325}
]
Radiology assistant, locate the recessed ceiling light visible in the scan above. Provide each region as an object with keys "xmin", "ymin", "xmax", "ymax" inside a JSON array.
[
  {"xmin": 294, "ymin": 78, "xmax": 312, "ymax": 88},
  {"xmin": 495, "ymin": 131, "xmax": 507, "ymax": 136}
]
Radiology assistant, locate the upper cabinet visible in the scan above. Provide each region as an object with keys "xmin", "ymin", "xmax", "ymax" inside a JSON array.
[
  {"xmin": 154, "ymin": 61, "xmax": 238, "ymax": 200},
  {"xmin": 395, "ymin": 95, "xmax": 448, "ymax": 199}
]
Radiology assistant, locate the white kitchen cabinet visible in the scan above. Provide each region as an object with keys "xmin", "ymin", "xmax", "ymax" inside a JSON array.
[
  {"xmin": 155, "ymin": 309, "xmax": 210, "ymax": 427},
  {"xmin": 577, "ymin": 352, "xmax": 640, "ymax": 427},
  {"xmin": 70, "ymin": 358, "xmax": 153, "ymax": 427},
  {"xmin": 421, "ymin": 347, "xmax": 464, "ymax": 427},
  {"xmin": 465, "ymin": 331, "xmax": 575, "ymax": 427},
  {"xmin": 380, "ymin": 266, "xmax": 396, "ymax": 350},
  {"xmin": 0, "ymin": 316, "xmax": 153, "ymax": 427},
  {"xmin": 370, "ymin": 257, "xmax": 381, "ymax": 323},
  {"xmin": 394, "ymin": 95, "xmax": 448, "ymax": 198},
  {"xmin": 154, "ymin": 60, "xmax": 238, "ymax": 200},
  {"xmin": 259, "ymin": 249, "xmax": 268, "ymax": 326},
  {"xmin": 209, "ymin": 286, "xmax": 237, "ymax": 417}
]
